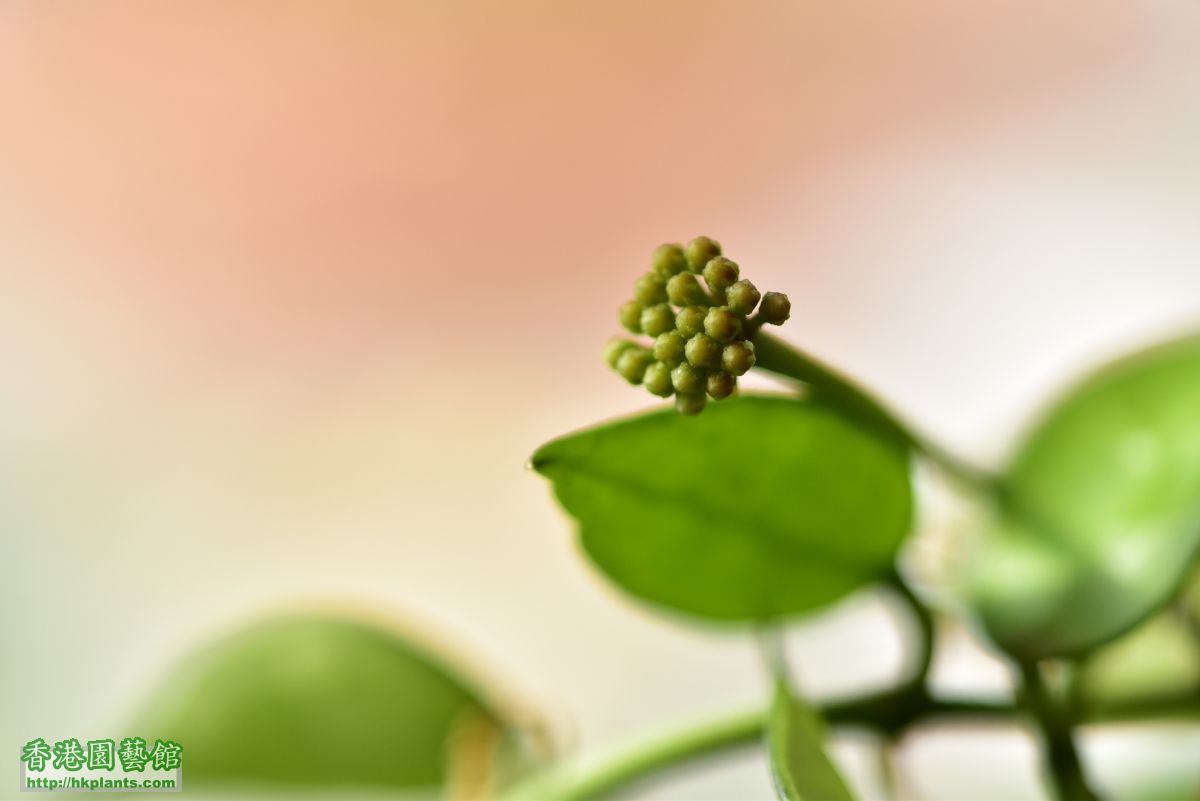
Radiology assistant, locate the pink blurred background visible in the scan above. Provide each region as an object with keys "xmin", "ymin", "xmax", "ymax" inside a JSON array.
[{"xmin": 3, "ymin": 2, "xmax": 1200, "ymax": 798}]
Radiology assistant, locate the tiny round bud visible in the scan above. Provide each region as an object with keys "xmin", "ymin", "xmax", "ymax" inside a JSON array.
[
  {"xmin": 634, "ymin": 272, "xmax": 668, "ymax": 306},
  {"xmin": 670, "ymin": 363, "xmax": 706, "ymax": 394},
  {"xmin": 722, "ymin": 341, "xmax": 756, "ymax": 376},
  {"xmin": 652, "ymin": 244, "xmax": 688, "ymax": 278},
  {"xmin": 654, "ymin": 331, "xmax": 686, "ymax": 365},
  {"xmin": 760, "ymin": 291, "xmax": 791, "ymax": 324},
  {"xmin": 684, "ymin": 236, "xmax": 721, "ymax": 273},
  {"xmin": 704, "ymin": 307, "xmax": 742, "ymax": 343},
  {"xmin": 604, "ymin": 337, "xmax": 633, "ymax": 367},
  {"xmin": 726, "ymin": 279, "xmax": 761, "ymax": 315},
  {"xmin": 675, "ymin": 305, "xmax": 707, "ymax": 338},
  {"xmin": 703, "ymin": 257, "xmax": 739, "ymax": 289},
  {"xmin": 707, "ymin": 371, "xmax": 736, "ymax": 400},
  {"xmin": 667, "ymin": 272, "xmax": 709, "ymax": 307},
  {"xmin": 685, "ymin": 333, "xmax": 722, "ymax": 369},
  {"xmin": 616, "ymin": 349, "xmax": 653, "ymax": 385},
  {"xmin": 640, "ymin": 303, "xmax": 675, "ymax": 337},
  {"xmin": 675, "ymin": 392, "xmax": 707, "ymax": 416},
  {"xmin": 619, "ymin": 300, "xmax": 643, "ymax": 334},
  {"xmin": 643, "ymin": 362, "xmax": 675, "ymax": 397}
]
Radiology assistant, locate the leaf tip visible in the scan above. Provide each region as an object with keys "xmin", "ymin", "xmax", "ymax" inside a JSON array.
[{"xmin": 527, "ymin": 445, "xmax": 556, "ymax": 475}]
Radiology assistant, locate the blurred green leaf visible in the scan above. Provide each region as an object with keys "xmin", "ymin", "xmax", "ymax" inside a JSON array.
[
  {"xmin": 133, "ymin": 614, "xmax": 521, "ymax": 794},
  {"xmin": 767, "ymin": 680, "xmax": 855, "ymax": 801},
  {"xmin": 1119, "ymin": 776, "xmax": 1200, "ymax": 801},
  {"xmin": 1184, "ymin": 566, "xmax": 1200, "ymax": 632},
  {"xmin": 971, "ymin": 335, "xmax": 1200, "ymax": 658},
  {"xmin": 532, "ymin": 395, "xmax": 912, "ymax": 621},
  {"xmin": 1079, "ymin": 612, "xmax": 1200, "ymax": 712}
]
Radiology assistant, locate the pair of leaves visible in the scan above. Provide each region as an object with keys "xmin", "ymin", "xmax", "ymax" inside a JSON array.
[
  {"xmin": 531, "ymin": 395, "xmax": 913, "ymax": 622},
  {"xmin": 132, "ymin": 614, "xmax": 527, "ymax": 795},
  {"xmin": 970, "ymin": 335, "xmax": 1200, "ymax": 659}
]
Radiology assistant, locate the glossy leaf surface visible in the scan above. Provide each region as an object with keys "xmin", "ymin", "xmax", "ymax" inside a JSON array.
[
  {"xmin": 972, "ymin": 336, "xmax": 1200, "ymax": 658},
  {"xmin": 533, "ymin": 395, "xmax": 912, "ymax": 621}
]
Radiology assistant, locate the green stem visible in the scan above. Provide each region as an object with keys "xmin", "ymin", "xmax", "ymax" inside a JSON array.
[
  {"xmin": 500, "ymin": 709, "xmax": 763, "ymax": 801},
  {"xmin": 886, "ymin": 570, "xmax": 935, "ymax": 690},
  {"xmin": 756, "ymin": 624, "xmax": 792, "ymax": 685},
  {"xmin": 501, "ymin": 686, "xmax": 1195, "ymax": 801},
  {"xmin": 750, "ymin": 331, "xmax": 995, "ymax": 491},
  {"xmin": 499, "ymin": 694, "xmax": 1010, "ymax": 801},
  {"xmin": 1018, "ymin": 661, "xmax": 1101, "ymax": 801},
  {"xmin": 877, "ymin": 739, "xmax": 902, "ymax": 801}
]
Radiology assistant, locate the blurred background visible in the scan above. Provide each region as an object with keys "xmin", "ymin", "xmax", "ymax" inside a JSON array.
[{"xmin": 3, "ymin": 1, "xmax": 1200, "ymax": 798}]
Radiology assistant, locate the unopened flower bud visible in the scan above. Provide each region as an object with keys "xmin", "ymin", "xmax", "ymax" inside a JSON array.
[
  {"xmin": 634, "ymin": 272, "xmax": 668, "ymax": 306},
  {"xmin": 707, "ymin": 371, "xmax": 736, "ymax": 400},
  {"xmin": 604, "ymin": 337, "xmax": 634, "ymax": 367},
  {"xmin": 670, "ymin": 363, "xmax": 706, "ymax": 394},
  {"xmin": 643, "ymin": 362, "xmax": 675, "ymax": 397},
  {"xmin": 652, "ymin": 244, "xmax": 688, "ymax": 278},
  {"xmin": 722, "ymin": 341, "xmax": 756, "ymax": 375},
  {"xmin": 609, "ymin": 237, "xmax": 791, "ymax": 414},
  {"xmin": 685, "ymin": 333, "xmax": 722, "ymax": 369},
  {"xmin": 667, "ymin": 272, "xmax": 709, "ymax": 307},
  {"xmin": 675, "ymin": 306, "xmax": 707, "ymax": 338},
  {"xmin": 675, "ymin": 392, "xmax": 707, "ymax": 416},
  {"xmin": 703, "ymin": 257, "xmax": 739, "ymax": 290},
  {"xmin": 640, "ymin": 303, "xmax": 676, "ymax": 337},
  {"xmin": 759, "ymin": 291, "xmax": 791, "ymax": 325},
  {"xmin": 704, "ymin": 307, "xmax": 742, "ymax": 344},
  {"xmin": 619, "ymin": 300, "xmax": 643, "ymax": 334},
  {"xmin": 616, "ymin": 349, "xmax": 653, "ymax": 385},
  {"xmin": 685, "ymin": 236, "xmax": 721, "ymax": 273},
  {"xmin": 726, "ymin": 279, "xmax": 761, "ymax": 315},
  {"xmin": 654, "ymin": 331, "xmax": 686, "ymax": 365}
]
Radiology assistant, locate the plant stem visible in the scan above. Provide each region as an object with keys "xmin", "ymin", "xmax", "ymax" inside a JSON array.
[
  {"xmin": 500, "ymin": 709, "xmax": 763, "ymax": 801},
  {"xmin": 1018, "ymin": 661, "xmax": 1101, "ymax": 801},
  {"xmin": 751, "ymin": 331, "xmax": 995, "ymax": 491},
  {"xmin": 877, "ymin": 739, "xmax": 903, "ymax": 801},
  {"xmin": 756, "ymin": 623, "xmax": 793, "ymax": 685},
  {"xmin": 886, "ymin": 570, "xmax": 935, "ymax": 690},
  {"xmin": 500, "ymin": 694, "xmax": 1012, "ymax": 800},
  {"xmin": 501, "ymin": 685, "xmax": 1196, "ymax": 801}
]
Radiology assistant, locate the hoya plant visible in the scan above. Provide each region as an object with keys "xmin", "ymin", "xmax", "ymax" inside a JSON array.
[
  {"xmin": 518, "ymin": 237, "xmax": 1200, "ymax": 800},
  {"xmin": 134, "ymin": 237, "xmax": 1199, "ymax": 800}
]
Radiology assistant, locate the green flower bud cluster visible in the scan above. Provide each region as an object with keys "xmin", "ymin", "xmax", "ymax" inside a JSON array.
[{"xmin": 606, "ymin": 237, "xmax": 791, "ymax": 415}]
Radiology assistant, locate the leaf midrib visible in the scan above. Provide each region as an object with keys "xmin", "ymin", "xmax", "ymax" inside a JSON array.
[{"xmin": 541, "ymin": 453, "xmax": 904, "ymax": 575}]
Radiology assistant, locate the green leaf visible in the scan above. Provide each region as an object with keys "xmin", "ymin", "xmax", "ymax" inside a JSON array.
[
  {"xmin": 767, "ymin": 680, "xmax": 855, "ymax": 801},
  {"xmin": 1184, "ymin": 566, "xmax": 1200, "ymax": 629},
  {"xmin": 532, "ymin": 395, "xmax": 913, "ymax": 622},
  {"xmin": 131, "ymin": 614, "xmax": 523, "ymax": 794},
  {"xmin": 971, "ymin": 335, "xmax": 1200, "ymax": 658},
  {"xmin": 1078, "ymin": 612, "xmax": 1200, "ymax": 712}
]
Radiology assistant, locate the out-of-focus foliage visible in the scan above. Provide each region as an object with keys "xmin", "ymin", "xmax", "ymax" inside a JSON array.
[
  {"xmin": 1079, "ymin": 612, "xmax": 1200, "ymax": 711},
  {"xmin": 133, "ymin": 615, "xmax": 523, "ymax": 795},
  {"xmin": 532, "ymin": 395, "xmax": 912, "ymax": 621},
  {"xmin": 129, "ymin": 325, "xmax": 1200, "ymax": 801},
  {"xmin": 1184, "ymin": 567, "xmax": 1200, "ymax": 628},
  {"xmin": 970, "ymin": 336, "xmax": 1200, "ymax": 659},
  {"xmin": 767, "ymin": 681, "xmax": 855, "ymax": 801}
]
